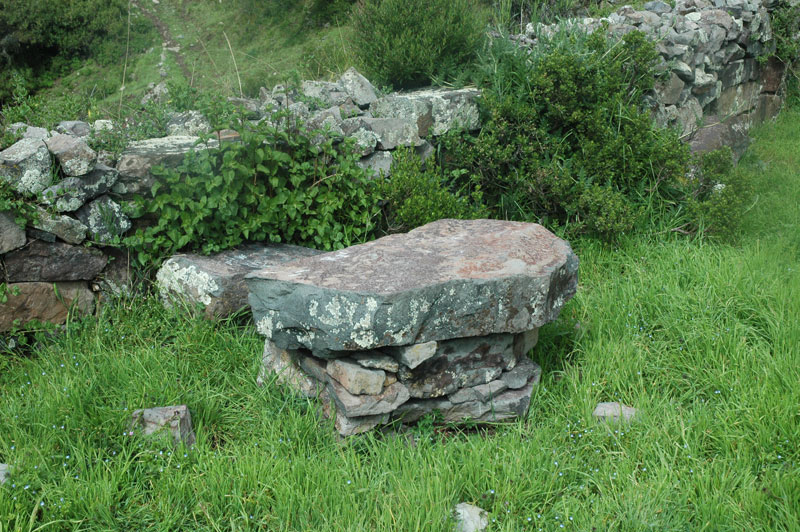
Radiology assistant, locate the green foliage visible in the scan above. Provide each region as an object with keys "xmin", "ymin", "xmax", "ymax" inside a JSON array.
[
  {"xmin": 306, "ymin": 0, "xmax": 356, "ymax": 25},
  {"xmin": 443, "ymin": 28, "xmax": 689, "ymax": 239},
  {"xmin": 0, "ymin": 0, "xmax": 154, "ymax": 102},
  {"xmin": 376, "ymin": 148, "xmax": 488, "ymax": 233},
  {"xmin": 124, "ymin": 117, "xmax": 380, "ymax": 266},
  {"xmin": 685, "ymin": 148, "xmax": 754, "ymax": 239},
  {"xmin": 770, "ymin": 1, "xmax": 800, "ymax": 65},
  {"xmin": 351, "ymin": 0, "xmax": 487, "ymax": 88},
  {"xmin": 0, "ymin": 73, "xmax": 85, "ymax": 133}
]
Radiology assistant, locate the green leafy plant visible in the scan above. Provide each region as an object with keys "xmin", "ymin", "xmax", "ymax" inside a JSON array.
[
  {"xmin": 376, "ymin": 148, "xmax": 487, "ymax": 233},
  {"xmin": 685, "ymin": 147, "xmax": 754, "ymax": 239},
  {"xmin": 351, "ymin": 0, "xmax": 487, "ymax": 88},
  {"xmin": 124, "ymin": 115, "xmax": 380, "ymax": 267},
  {"xmin": 442, "ymin": 27, "xmax": 689, "ymax": 239}
]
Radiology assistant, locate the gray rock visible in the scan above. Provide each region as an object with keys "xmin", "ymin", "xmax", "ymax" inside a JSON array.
[
  {"xmin": 80, "ymin": 163, "xmax": 119, "ymax": 199},
  {"xmin": 247, "ymin": 219, "xmax": 578, "ymax": 354},
  {"xmin": 0, "ymin": 138, "xmax": 53, "ymax": 195},
  {"xmin": 656, "ymin": 72, "xmax": 685, "ymax": 106},
  {"xmin": 56, "ymin": 121, "xmax": 91, "ymax": 137},
  {"xmin": 394, "ymin": 377, "xmax": 535, "ymax": 423},
  {"xmin": 351, "ymin": 351, "xmax": 400, "ymax": 373},
  {"xmin": 295, "ymin": 349, "xmax": 329, "ymax": 382},
  {"xmin": 593, "ymin": 401, "xmax": 637, "ymax": 422},
  {"xmin": 0, "ymin": 281, "xmax": 94, "ymax": 332},
  {"xmin": 32, "ymin": 208, "xmax": 87, "ymax": 244},
  {"xmin": 92, "ymin": 120, "xmax": 114, "ymax": 133},
  {"xmin": 356, "ymin": 150, "xmax": 393, "ymax": 178},
  {"xmin": 45, "ymin": 134, "xmax": 96, "ymax": 177},
  {"xmin": 227, "ymin": 97, "xmax": 266, "ymax": 120},
  {"xmin": 75, "ymin": 195, "xmax": 131, "ymax": 244},
  {"xmin": 499, "ymin": 357, "xmax": 542, "ymax": 389},
  {"xmin": 675, "ymin": 97, "xmax": 704, "ymax": 138},
  {"xmin": 397, "ymin": 334, "xmax": 517, "ymax": 398},
  {"xmin": 338, "ymin": 67, "xmax": 378, "ymax": 108},
  {"xmin": 689, "ymin": 114, "xmax": 750, "ymax": 160},
  {"xmin": 114, "ymin": 136, "xmax": 218, "ymax": 198},
  {"xmin": 643, "ymin": 0, "xmax": 672, "ymax": 13},
  {"xmin": 327, "ymin": 379, "xmax": 410, "ymax": 417},
  {"xmin": 166, "ymin": 111, "xmax": 212, "ymax": 136},
  {"xmin": 0, "ymin": 463, "xmax": 8, "ymax": 485},
  {"xmin": 301, "ymin": 80, "xmax": 349, "ymax": 107},
  {"xmin": 716, "ymin": 82, "xmax": 760, "ymax": 118},
  {"xmin": 0, "ymin": 211, "xmax": 26, "ymax": 254},
  {"xmin": 3, "ymin": 240, "xmax": 107, "ymax": 282},
  {"xmin": 371, "ymin": 88, "xmax": 481, "ymax": 136},
  {"xmin": 141, "ymin": 81, "xmax": 169, "ymax": 106},
  {"xmin": 41, "ymin": 177, "xmax": 88, "ymax": 212},
  {"xmin": 20, "ymin": 125, "xmax": 50, "ymax": 140},
  {"xmin": 157, "ymin": 243, "xmax": 321, "ymax": 318},
  {"xmin": 672, "ymin": 61, "xmax": 695, "ymax": 82},
  {"xmin": 513, "ymin": 328, "xmax": 539, "ymax": 358},
  {"xmin": 129, "ymin": 405, "xmax": 196, "ymax": 447},
  {"xmin": 326, "ymin": 359, "xmax": 385, "ymax": 395},
  {"xmin": 257, "ymin": 340, "xmax": 324, "ymax": 397},
  {"xmin": 449, "ymin": 379, "xmax": 508, "ymax": 404},
  {"xmin": 332, "ymin": 408, "xmax": 389, "ymax": 437},
  {"xmin": 385, "ymin": 341, "xmax": 438, "ymax": 369},
  {"xmin": 341, "ymin": 117, "xmax": 422, "ymax": 150},
  {"xmin": 454, "ymin": 503, "xmax": 488, "ymax": 532}
]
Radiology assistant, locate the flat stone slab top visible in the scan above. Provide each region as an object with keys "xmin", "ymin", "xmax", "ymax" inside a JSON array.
[
  {"xmin": 247, "ymin": 219, "xmax": 578, "ymax": 354},
  {"xmin": 157, "ymin": 243, "xmax": 321, "ymax": 318}
]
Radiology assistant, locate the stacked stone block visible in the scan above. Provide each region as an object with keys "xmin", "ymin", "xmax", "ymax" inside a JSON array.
[{"xmin": 247, "ymin": 219, "xmax": 579, "ymax": 435}]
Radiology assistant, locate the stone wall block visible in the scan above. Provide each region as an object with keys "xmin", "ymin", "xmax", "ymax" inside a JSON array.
[
  {"xmin": 0, "ymin": 281, "xmax": 94, "ymax": 332},
  {"xmin": 32, "ymin": 208, "xmax": 87, "ymax": 244},
  {"xmin": 75, "ymin": 195, "xmax": 131, "ymax": 244},
  {"xmin": 0, "ymin": 138, "xmax": 53, "ymax": 195},
  {"xmin": 3, "ymin": 240, "xmax": 107, "ymax": 282},
  {"xmin": 45, "ymin": 134, "xmax": 97, "ymax": 177},
  {"xmin": 0, "ymin": 211, "xmax": 26, "ymax": 254}
]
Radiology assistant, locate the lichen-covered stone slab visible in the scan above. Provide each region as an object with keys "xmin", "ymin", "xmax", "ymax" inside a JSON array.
[
  {"xmin": 158, "ymin": 243, "xmax": 322, "ymax": 318},
  {"xmin": 247, "ymin": 219, "xmax": 578, "ymax": 354},
  {"xmin": 0, "ymin": 138, "xmax": 53, "ymax": 195},
  {"xmin": 45, "ymin": 134, "xmax": 97, "ymax": 177}
]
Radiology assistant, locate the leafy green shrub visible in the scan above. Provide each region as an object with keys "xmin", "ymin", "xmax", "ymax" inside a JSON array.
[
  {"xmin": 376, "ymin": 148, "xmax": 487, "ymax": 233},
  {"xmin": 771, "ymin": 1, "xmax": 800, "ymax": 66},
  {"xmin": 442, "ymin": 28, "xmax": 689, "ymax": 239},
  {"xmin": 307, "ymin": 0, "xmax": 356, "ymax": 25},
  {"xmin": 351, "ymin": 0, "xmax": 487, "ymax": 88},
  {"xmin": 0, "ymin": 73, "xmax": 85, "ymax": 131},
  {"xmin": 685, "ymin": 148, "xmax": 753, "ymax": 239},
  {"xmin": 124, "ymin": 116, "xmax": 380, "ymax": 266}
]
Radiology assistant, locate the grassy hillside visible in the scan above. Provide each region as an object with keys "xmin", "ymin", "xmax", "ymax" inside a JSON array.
[{"xmin": 0, "ymin": 104, "xmax": 797, "ymax": 530}]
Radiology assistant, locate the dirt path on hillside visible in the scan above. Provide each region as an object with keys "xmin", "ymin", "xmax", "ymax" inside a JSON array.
[{"xmin": 133, "ymin": 0, "xmax": 192, "ymax": 82}]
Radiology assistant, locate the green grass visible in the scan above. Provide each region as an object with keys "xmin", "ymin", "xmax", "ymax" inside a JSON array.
[{"xmin": 1, "ymin": 109, "xmax": 799, "ymax": 530}]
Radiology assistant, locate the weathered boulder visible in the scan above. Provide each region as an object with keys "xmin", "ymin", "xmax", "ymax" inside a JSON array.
[
  {"xmin": 32, "ymin": 208, "xmax": 87, "ymax": 244},
  {"xmin": 41, "ymin": 177, "xmax": 87, "ymax": 212},
  {"xmin": 593, "ymin": 402, "xmax": 638, "ymax": 423},
  {"xmin": 327, "ymin": 358, "xmax": 385, "ymax": 395},
  {"xmin": 689, "ymin": 114, "xmax": 750, "ymax": 160},
  {"xmin": 338, "ymin": 67, "xmax": 378, "ymax": 108},
  {"xmin": 301, "ymin": 80, "xmax": 350, "ymax": 108},
  {"xmin": 114, "ymin": 136, "xmax": 218, "ymax": 198},
  {"xmin": 56, "ymin": 120, "xmax": 91, "ymax": 137},
  {"xmin": 45, "ymin": 134, "xmax": 97, "ymax": 177},
  {"xmin": 166, "ymin": 111, "xmax": 212, "ymax": 136},
  {"xmin": 0, "ymin": 211, "xmax": 26, "ymax": 254},
  {"xmin": 0, "ymin": 138, "xmax": 53, "ymax": 195},
  {"xmin": 247, "ymin": 219, "xmax": 578, "ymax": 354},
  {"xmin": 356, "ymin": 150, "xmax": 392, "ymax": 177},
  {"xmin": 341, "ymin": 117, "xmax": 423, "ymax": 150},
  {"xmin": 75, "ymin": 195, "xmax": 131, "ymax": 244},
  {"xmin": 370, "ymin": 88, "xmax": 481, "ymax": 136},
  {"xmin": 157, "ymin": 243, "xmax": 322, "ymax": 318},
  {"xmin": 129, "ymin": 405, "xmax": 196, "ymax": 447},
  {"xmin": 454, "ymin": 503, "xmax": 489, "ymax": 532},
  {"xmin": 81, "ymin": 163, "xmax": 119, "ymax": 199},
  {"xmin": 227, "ymin": 97, "xmax": 265, "ymax": 120},
  {"xmin": 0, "ymin": 281, "xmax": 94, "ymax": 332},
  {"xmin": 3, "ymin": 240, "xmax": 107, "ymax": 282}
]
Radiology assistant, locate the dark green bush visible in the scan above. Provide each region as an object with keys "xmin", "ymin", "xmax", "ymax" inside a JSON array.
[
  {"xmin": 124, "ymin": 116, "xmax": 380, "ymax": 266},
  {"xmin": 442, "ymin": 28, "xmax": 689, "ymax": 239},
  {"xmin": 685, "ymin": 148, "xmax": 753, "ymax": 239},
  {"xmin": 376, "ymin": 148, "xmax": 488, "ymax": 233},
  {"xmin": 0, "ymin": 0, "xmax": 154, "ymax": 102},
  {"xmin": 351, "ymin": 0, "xmax": 487, "ymax": 88}
]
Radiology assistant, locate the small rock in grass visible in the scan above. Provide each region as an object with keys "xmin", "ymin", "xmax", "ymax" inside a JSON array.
[
  {"xmin": 0, "ymin": 463, "xmax": 9, "ymax": 485},
  {"xmin": 454, "ymin": 502, "xmax": 488, "ymax": 532},
  {"xmin": 130, "ymin": 405, "xmax": 196, "ymax": 447},
  {"xmin": 593, "ymin": 401, "xmax": 638, "ymax": 423}
]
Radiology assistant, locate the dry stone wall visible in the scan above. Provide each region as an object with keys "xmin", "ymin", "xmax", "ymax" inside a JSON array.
[
  {"xmin": 1, "ymin": 0, "xmax": 793, "ymax": 332},
  {"xmin": 513, "ymin": 0, "xmax": 788, "ymax": 158}
]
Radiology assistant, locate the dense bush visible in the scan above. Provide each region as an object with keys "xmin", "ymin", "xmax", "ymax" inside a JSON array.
[
  {"xmin": 0, "ymin": 0, "xmax": 154, "ymax": 103},
  {"xmin": 442, "ymin": 28, "xmax": 689, "ymax": 239},
  {"xmin": 124, "ymin": 116, "xmax": 380, "ymax": 266},
  {"xmin": 376, "ymin": 148, "xmax": 488, "ymax": 233},
  {"xmin": 351, "ymin": 0, "xmax": 487, "ymax": 88}
]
